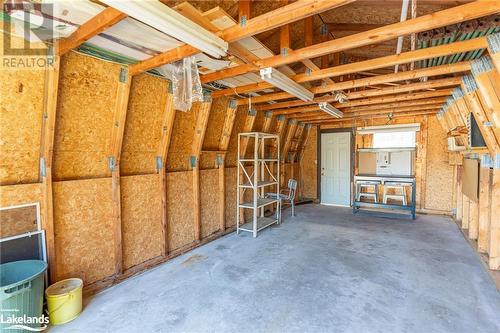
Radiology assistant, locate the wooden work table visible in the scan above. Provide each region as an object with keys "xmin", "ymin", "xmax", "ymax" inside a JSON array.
[{"xmin": 353, "ymin": 175, "xmax": 417, "ymax": 219}]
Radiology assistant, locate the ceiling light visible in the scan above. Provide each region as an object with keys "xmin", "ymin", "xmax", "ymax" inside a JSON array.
[
  {"xmin": 260, "ymin": 67, "xmax": 314, "ymax": 102},
  {"xmin": 101, "ymin": 0, "xmax": 228, "ymax": 58},
  {"xmin": 318, "ymin": 102, "xmax": 343, "ymax": 118}
]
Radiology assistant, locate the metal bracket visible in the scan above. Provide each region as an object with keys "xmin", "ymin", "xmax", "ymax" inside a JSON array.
[
  {"xmin": 229, "ymin": 99, "xmax": 237, "ymax": 109},
  {"xmin": 167, "ymin": 81, "xmax": 173, "ymax": 94},
  {"xmin": 321, "ymin": 24, "xmax": 328, "ymax": 36},
  {"xmin": 203, "ymin": 89, "xmax": 212, "ymax": 102},
  {"xmin": 240, "ymin": 15, "xmax": 247, "ymax": 27},
  {"xmin": 288, "ymin": 119, "xmax": 297, "ymax": 125},
  {"xmin": 216, "ymin": 154, "xmax": 224, "ymax": 166},
  {"xmin": 190, "ymin": 156, "xmax": 197, "ymax": 168},
  {"xmin": 306, "ymin": 124, "xmax": 312, "ymax": 130},
  {"xmin": 306, "ymin": 68, "xmax": 312, "ymax": 76},
  {"xmin": 281, "ymin": 48, "xmax": 288, "ymax": 57},
  {"xmin": 495, "ymin": 153, "xmax": 500, "ymax": 169},
  {"xmin": 277, "ymin": 115, "xmax": 286, "ymax": 121},
  {"xmin": 108, "ymin": 156, "xmax": 116, "ymax": 171},
  {"xmin": 481, "ymin": 154, "xmax": 493, "ymax": 168},
  {"xmin": 264, "ymin": 111, "xmax": 272, "ymax": 118},
  {"xmin": 248, "ymin": 108, "xmax": 257, "ymax": 116},
  {"xmin": 287, "ymin": 153, "xmax": 293, "ymax": 163},
  {"xmin": 119, "ymin": 67, "xmax": 128, "ymax": 83},
  {"xmin": 155, "ymin": 156, "xmax": 163, "ymax": 170},
  {"xmin": 484, "ymin": 121, "xmax": 493, "ymax": 127},
  {"xmin": 39, "ymin": 158, "xmax": 46, "ymax": 178}
]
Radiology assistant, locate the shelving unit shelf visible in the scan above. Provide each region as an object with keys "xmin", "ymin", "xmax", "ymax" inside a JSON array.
[{"xmin": 237, "ymin": 132, "xmax": 280, "ymax": 237}]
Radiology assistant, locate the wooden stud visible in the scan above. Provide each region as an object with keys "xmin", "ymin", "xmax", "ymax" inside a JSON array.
[
  {"xmin": 304, "ymin": 16, "xmax": 313, "ymax": 47},
  {"xmin": 157, "ymin": 91, "xmax": 175, "ymax": 256},
  {"xmin": 238, "ymin": 0, "xmax": 251, "ymax": 25},
  {"xmin": 489, "ymin": 165, "xmax": 500, "ymax": 269},
  {"xmin": 282, "ymin": 120, "xmax": 298, "ymax": 162},
  {"xmin": 478, "ymin": 158, "xmax": 492, "ymax": 252},
  {"xmin": 418, "ymin": 116, "xmax": 428, "ymax": 210},
  {"xmin": 468, "ymin": 196, "xmax": 479, "ymax": 240},
  {"xmin": 40, "ymin": 51, "xmax": 60, "ymax": 282},
  {"xmin": 191, "ymin": 97, "xmax": 213, "ymax": 242},
  {"xmin": 217, "ymin": 100, "xmax": 238, "ymax": 232},
  {"xmin": 110, "ymin": 68, "xmax": 132, "ymax": 275},
  {"xmin": 455, "ymin": 165, "xmax": 463, "ymax": 222},
  {"xmin": 462, "ymin": 194, "xmax": 470, "ymax": 230}
]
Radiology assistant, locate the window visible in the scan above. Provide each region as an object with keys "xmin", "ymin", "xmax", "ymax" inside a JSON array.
[{"xmin": 372, "ymin": 131, "xmax": 416, "ymax": 148}]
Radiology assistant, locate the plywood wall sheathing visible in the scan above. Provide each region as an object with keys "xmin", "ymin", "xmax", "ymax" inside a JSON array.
[
  {"xmin": 224, "ymin": 167, "xmax": 238, "ymax": 228},
  {"xmin": 200, "ymin": 169, "xmax": 221, "ymax": 238},
  {"xmin": 0, "ymin": 184, "xmax": 42, "ymax": 237},
  {"xmin": 53, "ymin": 52, "xmax": 119, "ymax": 180},
  {"xmin": 0, "ymin": 205, "xmax": 38, "ymax": 239},
  {"xmin": 203, "ymin": 97, "xmax": 230, "ymax": 151},
  {"xmin": 166, "ymin": 108, "xmax": 197, "ymax": 171},
  {"xmin": 300, "ymin": 125, "xmax": 318, "ymax": 199},
  {"xmin": 424, "ymin": 117, "xmax": 454, "ymax": 212},
  {"xmin": 166, "ymin": 171, "xmax": 195, "ymax": 251},
  {"xmin": 226, "ymin": 108, "xmax": 249, "ymax": 167},
  {"xmin": 53, "ymin": 178, "xmax": 115, "ymax": 285},
  {"xmin": 0, "ymin": 34, "xmax": 45, "ymax": 185},
  {"xmin": 121, "ymin": 74, "xmax": 169, "ymax": 175},
  {"xmin": 121, "ymin": 174, "xmax": 163, "ymax": 270}
]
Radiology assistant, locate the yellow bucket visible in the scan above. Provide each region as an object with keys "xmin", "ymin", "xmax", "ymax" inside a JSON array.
[{"xmin": 45, "ymin": 278, "xmax": 83, "ymax": 325}]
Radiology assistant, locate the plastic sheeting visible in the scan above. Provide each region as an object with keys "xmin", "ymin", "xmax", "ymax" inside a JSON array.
[{"xmin": 157, "ymin": 56, "xmax": 203, "ymax": 112}]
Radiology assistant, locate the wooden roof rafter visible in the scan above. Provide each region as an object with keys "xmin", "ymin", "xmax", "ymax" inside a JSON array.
[
  {"xmin": 127, "ymin": 0, "xmax": 354, "ymax": 75},
  {"xmin": 200, "ymin": 0, "xmax": 500, "ymax": 83}
]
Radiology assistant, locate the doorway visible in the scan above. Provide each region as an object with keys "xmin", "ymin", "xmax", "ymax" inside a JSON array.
[{"xmin": 320, "ymin": 132, "xmax": 351, "ymax": 206}]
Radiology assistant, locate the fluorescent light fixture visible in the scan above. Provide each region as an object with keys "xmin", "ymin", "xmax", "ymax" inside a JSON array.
[
  {"xmin": 318, "ymin": 102, "xmax": 343, "ymax": 118},
  {"xmin": 357, "ymin": 123, "xmax": 421, "ymax": 134},
  {"xmin": 101, "ymin": 0, "xmax": 228, "ymax": 58},
  {"xmin": 260, "ymin": 67, "xmax": 314, "ymax": 102}
]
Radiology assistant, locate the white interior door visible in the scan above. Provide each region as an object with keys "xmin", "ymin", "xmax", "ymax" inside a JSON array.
[{"xmin": 321, "ymin": 132, "xmax": 351, "ymax": 206}]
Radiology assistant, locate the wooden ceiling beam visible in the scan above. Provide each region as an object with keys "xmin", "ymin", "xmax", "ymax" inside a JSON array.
[
  {"xmin": 215, "ymin": 37, "xmax": 482, "ymax": 98},
  {"xmin": 201, "ymin": 1, "xmax": 499, "ymax": 83},
  {"xmin": 58, "ymin": 7, "xmax": 127, "ymax": 56},
  {"xmin": 249, "ymin": 77, "xmax": 460, "ymax": 112},
  {"xmin": 129, "ymin": 0, "xmax": 353, "ymax": 75},
  {"xmin": 307, "ymin": 109, "xmax": 440, "ymax": 124}
]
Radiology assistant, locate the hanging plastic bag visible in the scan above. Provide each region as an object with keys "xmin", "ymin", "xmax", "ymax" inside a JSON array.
[{"xmin": 157, "ymin": 56, "xmax": 203, "ymax": 112}]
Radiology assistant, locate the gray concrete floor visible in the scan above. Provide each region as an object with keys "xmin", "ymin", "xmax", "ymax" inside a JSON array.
[{"xmin": 51, "ymin": 205, "xmax": 500, "ymax": 333}]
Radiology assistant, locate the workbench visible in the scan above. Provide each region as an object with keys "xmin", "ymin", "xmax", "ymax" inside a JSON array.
[{"xmin": 353, "ymin": 175, "xmax": 416, "ymax": 220}]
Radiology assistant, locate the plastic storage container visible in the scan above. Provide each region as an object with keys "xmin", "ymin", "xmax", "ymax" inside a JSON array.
[{"xmin": 0, "ymin": 260, "xmax": 48, "ymax": 332}]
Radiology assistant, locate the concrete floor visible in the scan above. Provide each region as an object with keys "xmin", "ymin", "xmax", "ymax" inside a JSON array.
[{"xmin": 50, "ymin": 205, "xmax": 500, "ymax": 333}]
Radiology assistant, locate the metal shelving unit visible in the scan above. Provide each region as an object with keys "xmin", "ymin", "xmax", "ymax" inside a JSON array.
[{"xmin": 237, "ymin": 132, "xmax": 280, "ymax": 237}]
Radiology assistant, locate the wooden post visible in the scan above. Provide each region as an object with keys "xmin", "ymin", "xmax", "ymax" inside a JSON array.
[
  {"xmin": 462, "ymin": 194, "xmax": 470, "ymax": 230},
  {"xmin": 262, "ymin": 111, "xmax": 273, "ymax": 133},
  {"xmin": 489, "ymin": 163, "xmax": 500, "ymax": 270},
  {"xmin": 455, "ymin": 165, "xmax": 463, "ymax": 222},
  {"xmin": 218, "ymin": 100, "xmax": 238, "ymax": 232},
  {"xmin": 110, "ymin": 67, "xmax": 132, "ymax": 275},
  {"xmin": 468, "ymin": 197, "xmax": 479, "ymax": 240},
  {"xmin": 280, "ymin": 0, "xmax": 290, "ymax": 56},
  {"xmin": 487, "ymin": 33, "xmax": 500, "ymax": 73},
  {"xmin": 40, "ymin": 50, "xmax": 60, "ymax": 282},
  {"xmin": 417, "ymin": 116, "xmax": 428, "ymax": 210},
  {"xmin": 282, "ymin": 119, "xmax": 298, "ymax": 162},
  {"xmin": 191, "ymin": 95, "xmax": 212, "ymax": 242},
  {"xmin": 157, "ymin": 89, "xmax": 175, "ymax": 256},
  {"xmin": 478, "ymin": 155, "xmax": 492, "ymax": 253}
]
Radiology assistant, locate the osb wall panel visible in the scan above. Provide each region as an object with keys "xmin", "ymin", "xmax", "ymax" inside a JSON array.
[
  {"xmin": 166, "ymin": 106, "xmax": 198, "ymax": 171},
  {"xmin": 53, "ymin": 178, "xmax": 115, "ymax": 284},
  {"xmin": 225, "ymin": 108, "xmax": 248, "ymax": 167},
  {"xmin": 300, "ymin": 125, "xmax": 318, "ymax": 199},
  {"xmin": 224, "ymin": 167, "xmax": 237, "ymax": 227},
  {"xmin": 0, "ymin": 34, "xmax": 45, "ymax": 185},
  {"xmin": 166, "ymin": 171, "xmax": 195, "ymax": 250},
  {"xmin": 121, "ymin": 174, "xmax": 163, "ymax": 270},
  {"xmin": 200, "ymin": 152, "xmax": 219, "ymax": 170},
  {"xmin": 424, "ymin": 116, "xmax": 454, "ymax": 212},
  {"xmin": 121, "ymin": 74, "xmax": 168, "ymax": 175},
  {"xmin": 0, "ymin": 183, "xmax": 42, "ymax": 238},
  {"xmin": 53, "ymin": 52, "xmax": 119, "ymax": 180},
  {"xmin": 203, "ymin": 97, "xmax": 229, "ymax": 151},
  {"xmin": 246, "ymin": 111, "xmax": 265, "ymax": 158},
  {"xmin": 200, "ymin": 169, "xmax": 220, "ymax": 238}
]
